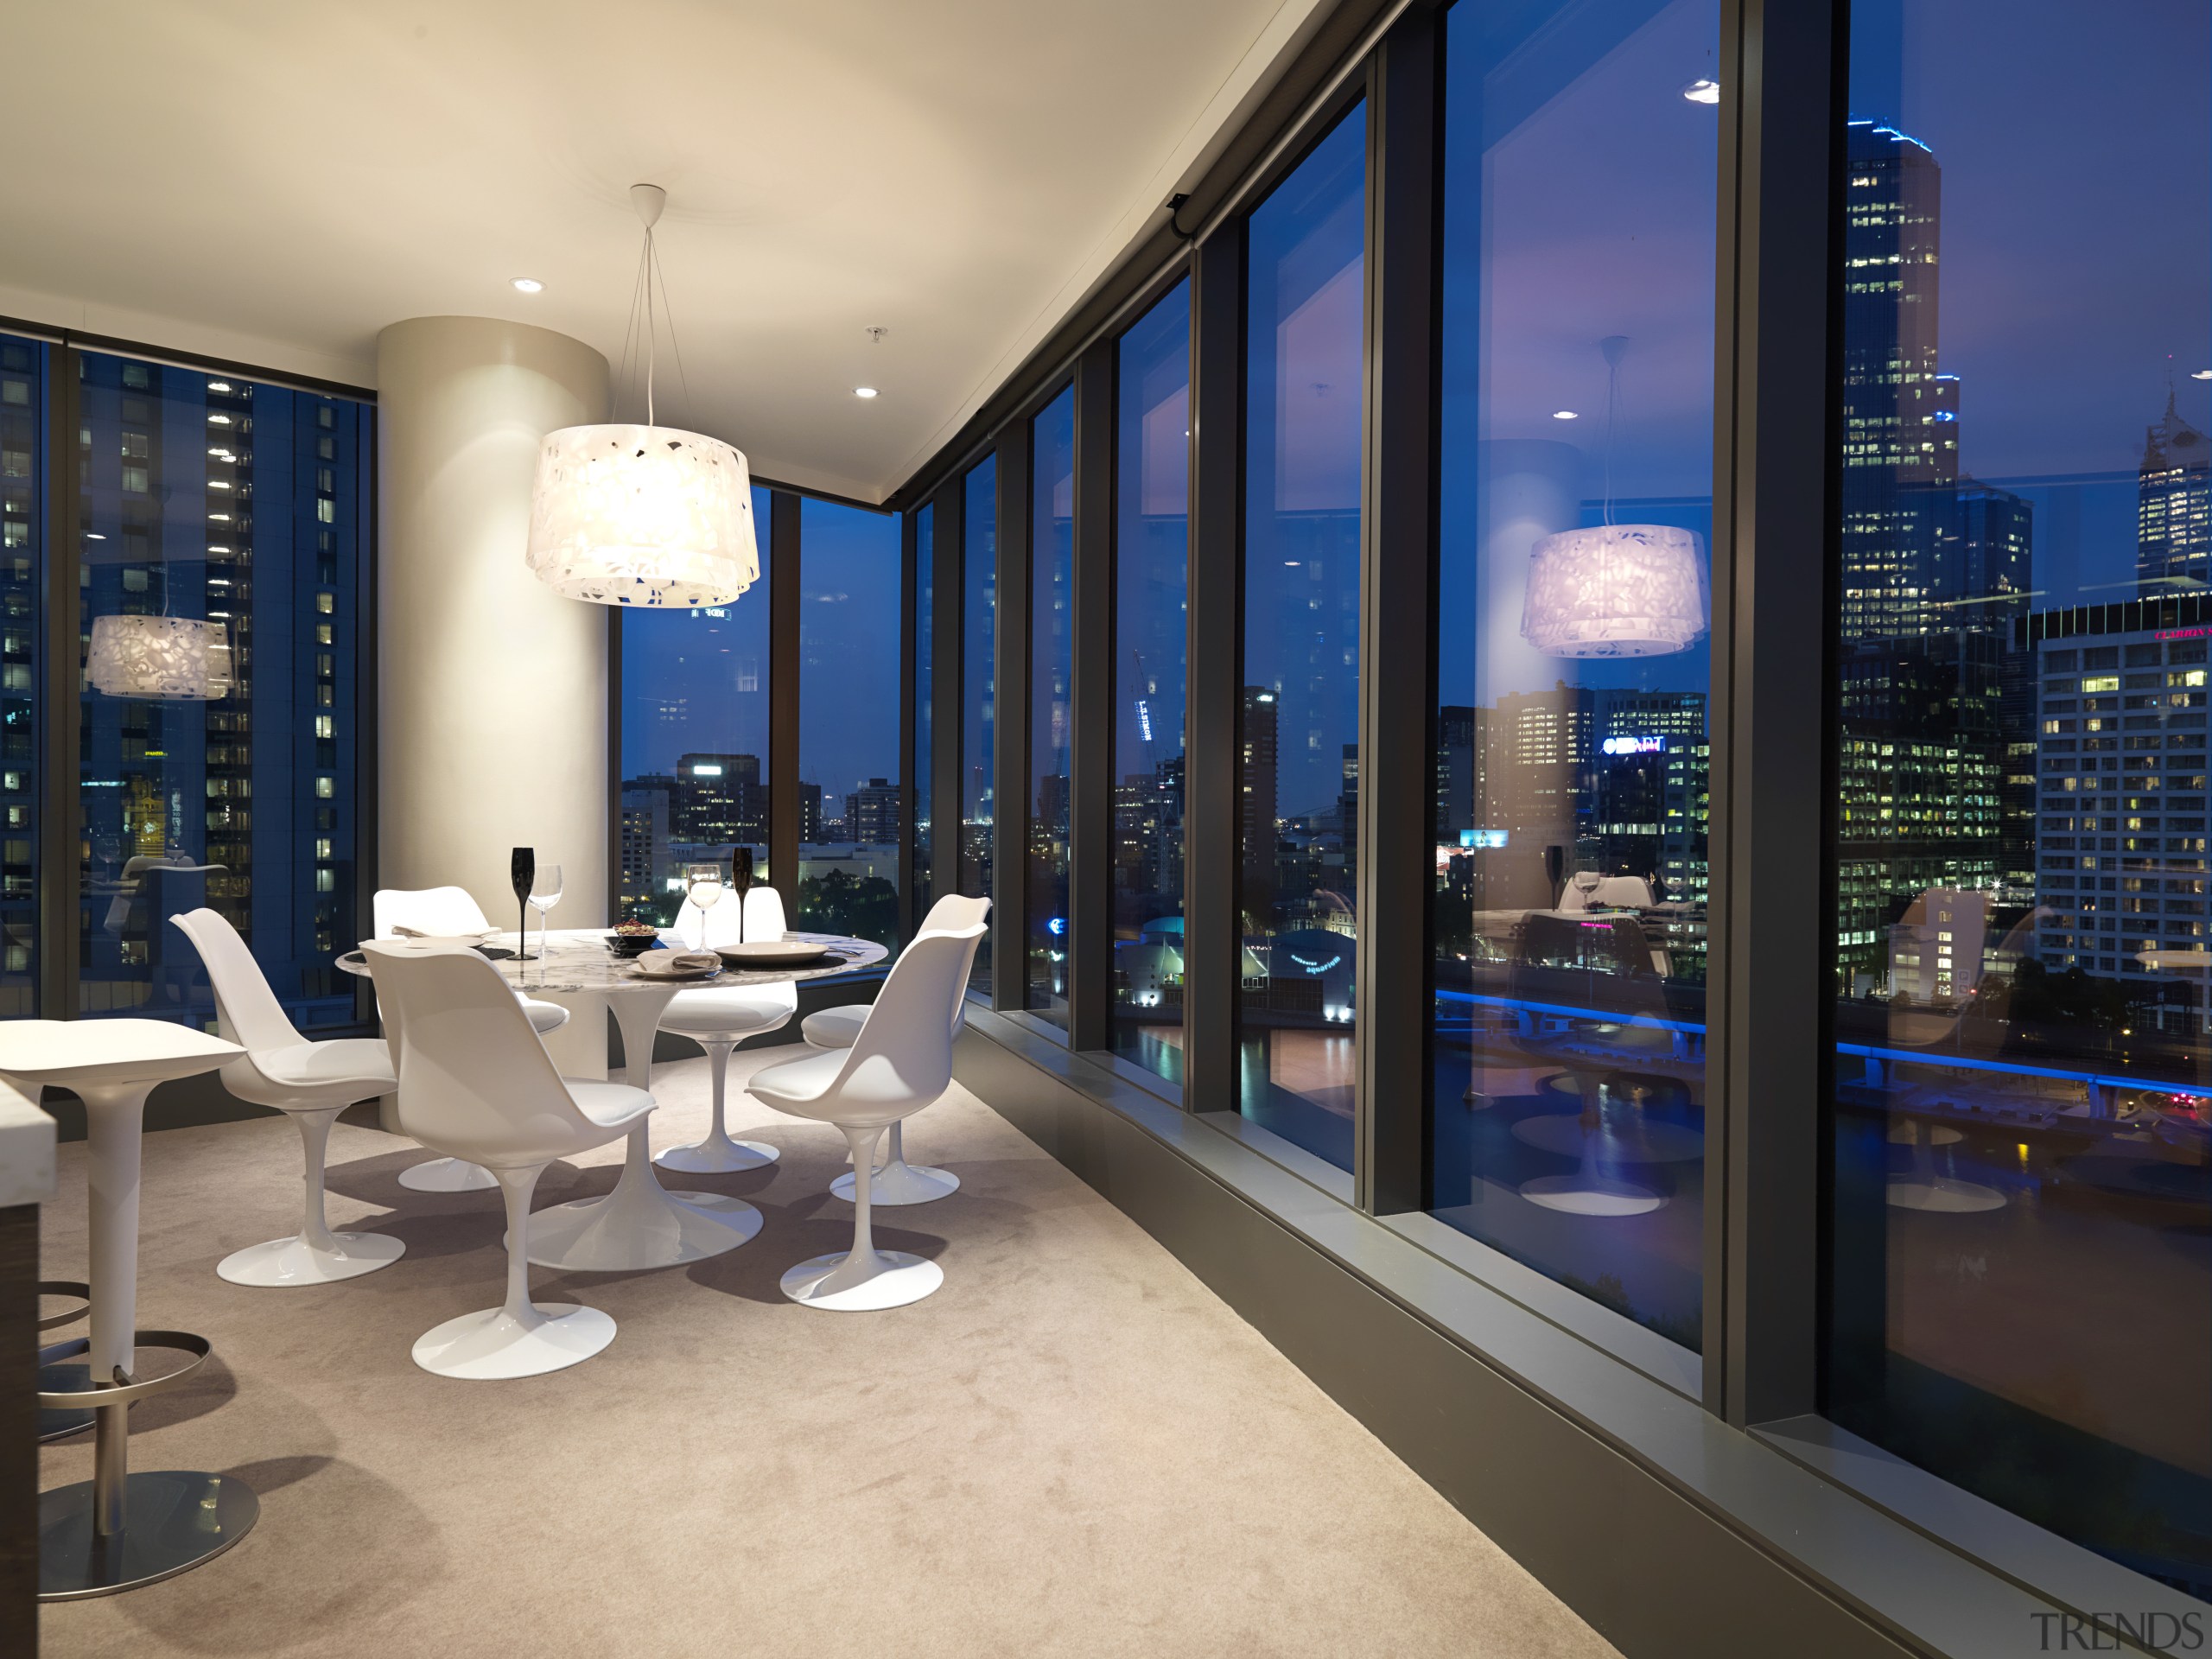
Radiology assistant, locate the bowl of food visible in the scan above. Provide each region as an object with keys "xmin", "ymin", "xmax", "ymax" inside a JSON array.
[{"xmin": 607, "ymin": 920, "xmax": 662, "ymax": 958}]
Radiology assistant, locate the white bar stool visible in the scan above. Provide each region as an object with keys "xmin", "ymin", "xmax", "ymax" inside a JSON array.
[{"xmin": 0, "ymin": 1018, "xmax": 259, "ymax": 1600}]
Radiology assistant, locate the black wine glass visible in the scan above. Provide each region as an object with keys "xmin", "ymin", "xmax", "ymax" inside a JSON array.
[
  {"xmin": 730, "ymin": 847, "xmax": 754, "ymax": 945},
  {"xmin": 512, "ymin": 847, "xmax": 536, "ymax": 961}
]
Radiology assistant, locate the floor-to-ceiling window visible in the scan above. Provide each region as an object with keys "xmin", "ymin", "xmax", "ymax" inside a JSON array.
[
  {"xmin": 1236, "ymin": 111, "xmax": 1364, "ymax": 1171},
  {"xmin": 1109, "ymin": 282, "xmax": 1190, "ymax": 1086},
  {"xmin": 76, "ymin": 353, "xmax": 367, "ymax": 1027},
  {"xmin": 797, "ymin": 497, "xmax": 901, "ymax": 946},
  {"xmin": 0, "ymin": 336, "xmax": 41, "ymax": 1016},
  {"xmin": 912, "ymin": 503, "xmax": 934, "ymax": 919},
  {"xmin": 1423, "ymin": 0, "xmax": 1718, "ymax": 1353},
  {"xmin": 618, "ymin": 484, "xmax": 772, "ymax": 926},
  {"xmin": 1028, "ymin": 386, "xmax": 1076, "ymax": 1025},
  {"xmin": 1823, "ymin": 0, "xmax": 2212, "ymax": 1592},
  {"xmin": 962, "ymin": 456, "xmax": 997, "ymax": 994}
]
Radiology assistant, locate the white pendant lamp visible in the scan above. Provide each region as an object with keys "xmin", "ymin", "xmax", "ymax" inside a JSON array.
[
  {"xmin": 86, "ymin": 614, "xmax": 233, "ymax": 700},
  {"xmin": 524, "ymin": 185, "xmax": 759, "ymax": 608},
  {"xmin": 1520, "ymin": 336, "xmax": 1708, "ymax": 659}
]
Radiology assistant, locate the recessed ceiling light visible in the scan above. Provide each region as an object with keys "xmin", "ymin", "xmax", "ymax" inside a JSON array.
[
  {"xmin": 1553, "ymin": 410, "xmax": 1580, "ymax": 420},
  {"xmin": 207, "ymin": 380, "xmax": 232, "ymax": 392},
  {"xmin": 84, "ymin": 533, "xmax": 105, "ymax": 541},
  {"xmin": 207, "ymin": 413, "xmax": 232, "ymax": 425},
  {"xmin": 512, "ymin": 277, "xmax": 544, "ymax": 294},
  {"xmin": 1682, "ymin": 79, "xmax": 1720, "ymax": 104},
  {"xmin": 854, "ymin": 386, "xmax": 879, "ymax": 399}
]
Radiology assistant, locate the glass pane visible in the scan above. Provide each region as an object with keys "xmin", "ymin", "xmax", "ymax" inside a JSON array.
[
  {"xmin": 797, "ymin": 497, "xmax": 901, "ymax": 947},
  {"xmin": 619, "ymin": 485, "xmax": 772, "ymax": 925},
  {"xmin": 1027, "ymin": 385, "xmax": 1076, "ymax": 1024},
  {"xmin": 77, "ymin": 355, "xmax": 365, "ymax": 1028},
  {"xmin": 961, "ymin": 457, "xmax": 997, "ymax": 994},
  {"xmin": 914, "ymin": 504, "xmax": 934, "ymax": 918},
  {"xmin": 1236, "ymin": 111, "xmax": 1365, "ymax": 1170},
  {"xmin": 0, "ymin": 336, "xmax": 41, "ymax": 1015},
  {"xmin": 1110, "ymin": 281, "xmax": 1190, "ymax": 1087},
  {"xmin": 1824, "ymin": 1, "xmax": 2212, "ymax": 1591},
  {"xmin": 1426, "ymin": 0, "xmax": 1718, "ymax": 1353}
]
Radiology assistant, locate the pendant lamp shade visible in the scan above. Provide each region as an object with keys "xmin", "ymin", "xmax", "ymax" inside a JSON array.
[
  {"xmin": 86, "ymin": 615, "xmax": 234, "ymax": 700},
  {"xmin": 524, "ymin": 423, "xmax": 759, "ymax": 607},
  {"xmin": 1519, "ymin": 524, "xmax": 1709, "ymax": 658}
]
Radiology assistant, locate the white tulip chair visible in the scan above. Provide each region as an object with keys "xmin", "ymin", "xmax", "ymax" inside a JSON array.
[
  {"xmin": 653, "ymin": 887, "xmax": 799, "ymax": 1173},
  {"xmin": 746, "ymin": 922, "xmax": 982, "ymax": 1310},
  {"xmin": 373, "ymin": 885, "xmax": 573, "ymax": 1192},
  {"xmin": 801, "ymin": 893, "xmax": 988, "ymax": 1205},
  {"xmin": 170, "ymin": 908, "xmax": 404, "ymax": 1286},
  {"xmin": 364, "ymin": 942, "xmax": 653, "ymax": 1378}
]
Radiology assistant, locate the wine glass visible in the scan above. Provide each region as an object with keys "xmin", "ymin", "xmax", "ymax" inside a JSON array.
[
  {"xmin": 683, "ymin": 864, "xmax": 724, "ymax": 948},
  {"xmin": 730, "ymin": 847, "xmax": 755, "ymax": 945},
  {"xmin": 528, "ymin": 865, "xmax": 563, "ymax": 982},
  {"xmin": 1570, "ymin": 869, "xmax": 1603, "ymax": 911},
  {"xmin": 511, "ymin": 846, "xmax": 536, "ymax": 960}
]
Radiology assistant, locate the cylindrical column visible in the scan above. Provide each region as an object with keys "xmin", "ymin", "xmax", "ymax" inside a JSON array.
[
  {"xmin": 79, "ymin": 1081, "xmax": 149, "ymax": 1535},
  {"xmin": 376, "ymin": 317, "xmax": 613, "ymax": 928}
]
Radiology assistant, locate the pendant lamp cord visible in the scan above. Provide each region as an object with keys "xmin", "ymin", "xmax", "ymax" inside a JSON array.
[{"xmin": 611, "ymin": 218, "xmax": 695, "ymax": 431}]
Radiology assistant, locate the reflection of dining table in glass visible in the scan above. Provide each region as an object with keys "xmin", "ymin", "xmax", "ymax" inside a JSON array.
[{"xmin": 339, "ymin": 927, "xmax": 887, "ymax": 1271}]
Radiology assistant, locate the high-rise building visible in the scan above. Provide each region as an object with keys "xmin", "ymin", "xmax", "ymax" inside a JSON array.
[
  {"xmin": 842, "ymin": 777, "xmax": 901, "ymax": 844},
  {"xmin": 1435, "ymin": 705, "xmax": 1480, "ymax": 844},
  {"xmin": 1829, "ymin": 123, "xmax": 2033, "ymax": 989},
  {"xmin": 1240, "ymin": 687, "xmax": 1279, "ymax": 906},
  {"xmin": 2022, "ymin": 599, "xmax": 2212, "ymax": 1030},
  {"xmin": 669, "ymin": 752, "xmax": 766, "ymax": 846},
  {"xmin": 2135, "ymin": 387, "xmax": 2212, "ymax": 596},
  {"xmin": 797, "ymin": 781, "xmax": 823, "ymax": 843},
  {"xmin": 618, "ymin": 785, "xmax": 671, "ymax": 916}
]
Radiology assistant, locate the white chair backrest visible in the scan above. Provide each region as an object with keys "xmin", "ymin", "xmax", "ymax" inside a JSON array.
[
  {"xmin": 913, "ymin": 894, "xmax": 988, "ymax": 1039},
  {"xmin": 824, "ymin": 923, "xmax": 984, "ymax": 1108},
  {"xmin": 918, "ymin": 893, "xmax": 990, "ymax": 935},
  {"xmin": 363, "ymin": 943, "xmax": 606, "ymax": 1166},
  {"xmin": 373, "ymin": 886, "xmax": 496, "ymax": 938},
  {"xmin": 1592, "ymin": 875, "xmax": 1654, "ymax": 910},
  {"xmin": 675, "ymin": 886, "xmax": 789, "ymax": 949},
  {"xmin": 170, "ymin": 907, "xmax": 305, "ymax": 1053}
]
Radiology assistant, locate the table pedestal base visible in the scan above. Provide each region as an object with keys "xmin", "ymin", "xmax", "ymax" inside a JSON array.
[
  {"xmin": 39, "ymin": 1471, "xmax": 258, "ymax": 1600},
  {"xmin": 524, "ymin": 1123, "xmax": 760, "ymax": 1270}
]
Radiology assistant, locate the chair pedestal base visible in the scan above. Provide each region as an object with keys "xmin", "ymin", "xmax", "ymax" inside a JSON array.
[
  {"xmin": 830, "ymin": 1159, "xmax": 958, "ymax": 1206},
  {"xmin": 653, "ymin": 1135, "xmax": 779, "ymax": 1174},
  {"xmin": 1518, "ymin": 1173, "xmax": 1664, "ymax": 1217},
  {"xmin": 216, "ymin": 1230, "xmax": 405, "ymax": 1287},
  {"xmin": 411, "ymin": 1303, "xmax": 615, "ymax": 1380},
  {"xmin": 39, "ymin": 1471, "xmax": 258, "ymax": 1600},
  {"xmin": 398, "ymin": 1156, "xmax": 498, "ymax": 1192},
  {"xmin": 781, "ymin": 1249, "xmax": 943, "ymax": 1311}
]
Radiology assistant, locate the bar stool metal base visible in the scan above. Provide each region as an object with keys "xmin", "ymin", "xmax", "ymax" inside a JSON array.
[{"xmin": 39, "ymin": 1471, "xmax": 258, "ymax": 1600}]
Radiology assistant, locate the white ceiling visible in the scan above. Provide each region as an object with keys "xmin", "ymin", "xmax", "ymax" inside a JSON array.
[{"xmin": 2, "ymin": 1, "xmax": 1328, "ymax": 501}]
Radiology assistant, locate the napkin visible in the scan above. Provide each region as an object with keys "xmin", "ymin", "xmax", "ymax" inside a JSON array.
[
  {"xmin": 391, "ymin": 923, "xmax": 492, "ymax": 941},
  {"xmin": 636, "ymin": 950, "xmax": 720, "ymax": 977}
]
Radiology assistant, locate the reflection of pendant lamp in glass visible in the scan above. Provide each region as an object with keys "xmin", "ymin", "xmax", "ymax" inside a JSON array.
[
  {"xmin": 86, "ymin": 614, "xmax": 233, "ymax": 700},
  {"xmin": 1520, "ymin": 337, "xmax": 1708, "ymax": 659},
  {"xmin": 525, "ymin": 185, "xmax": 758, "ymax": 608}
]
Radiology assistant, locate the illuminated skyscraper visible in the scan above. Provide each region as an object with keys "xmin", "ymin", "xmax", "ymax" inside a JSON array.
[
  {"xmin": 1239, "ymin": 687, "xmax": 1279, "ymax": 907},
  {"xmin": 2136, "ymin": 387, "xmax": 2212, "ymax": 596}
]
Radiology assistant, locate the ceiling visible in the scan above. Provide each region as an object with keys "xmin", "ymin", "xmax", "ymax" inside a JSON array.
[{"xmin": 2, "ymin": 1, "xmax": 1327, "ymax": 502}]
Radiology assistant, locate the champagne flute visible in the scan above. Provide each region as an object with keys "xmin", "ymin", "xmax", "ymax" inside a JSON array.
[
  {"xmin": 730, "ymin": 847, "xmax": 755, "ymax": 945},
  {"xmin": 511, "ymin": 847, "xmax": 536, "ymax": 960},
  {"xmin": 528, "ymin": 865, "xmax": 563, "ymax": 984},
  {"xmin": 683, "ymin": 863, "xmax": 724, "ymax": 950}
]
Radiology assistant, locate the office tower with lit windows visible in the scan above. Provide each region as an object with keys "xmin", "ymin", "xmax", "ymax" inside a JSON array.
[
  {"xmin": 2135, "ymin": 388, "xmax": 2212, "ymax": 596},
  {"xmin": 0, "ymin": 341, "xmax": 38, "ymax": 1013},
  {"xmin": 2022, "ymin": 600, "xmax": 2212, "ymax": 1028},
  {"xmin": 842, "ymin": 777, "xmax": 901, "ymax": 843},
  {"xmin": 666, "ymin": 752, "xmax": 766, "ymax": 846},
  {"xmin": 619, "ymin": 785, "xmax": 671, "ymax": 915},
  {"xmin": 72, "ymin": 358, "xmax": 362, "ymax": 1027}
]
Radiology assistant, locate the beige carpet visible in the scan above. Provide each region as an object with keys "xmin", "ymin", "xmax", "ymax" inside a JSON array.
[{"xmin": 37, "ymin": 1046, "xmax": 1617, "ymax": 1658}]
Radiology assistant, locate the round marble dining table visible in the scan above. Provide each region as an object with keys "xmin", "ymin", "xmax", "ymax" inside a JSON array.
[{"xmin": 340, "ymin": 927, "xmax": 887, "ymax": 1271}]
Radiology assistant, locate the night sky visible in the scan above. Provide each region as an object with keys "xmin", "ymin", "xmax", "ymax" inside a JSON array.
[{"xmin": 628, "ymin": 0, "xmax": 2209, "ymax": 812}]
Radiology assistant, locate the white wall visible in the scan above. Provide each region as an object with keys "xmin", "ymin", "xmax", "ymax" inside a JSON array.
[{"xmin": 376, "ymin": 316, "xmax": 611, "ymax": 927}]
